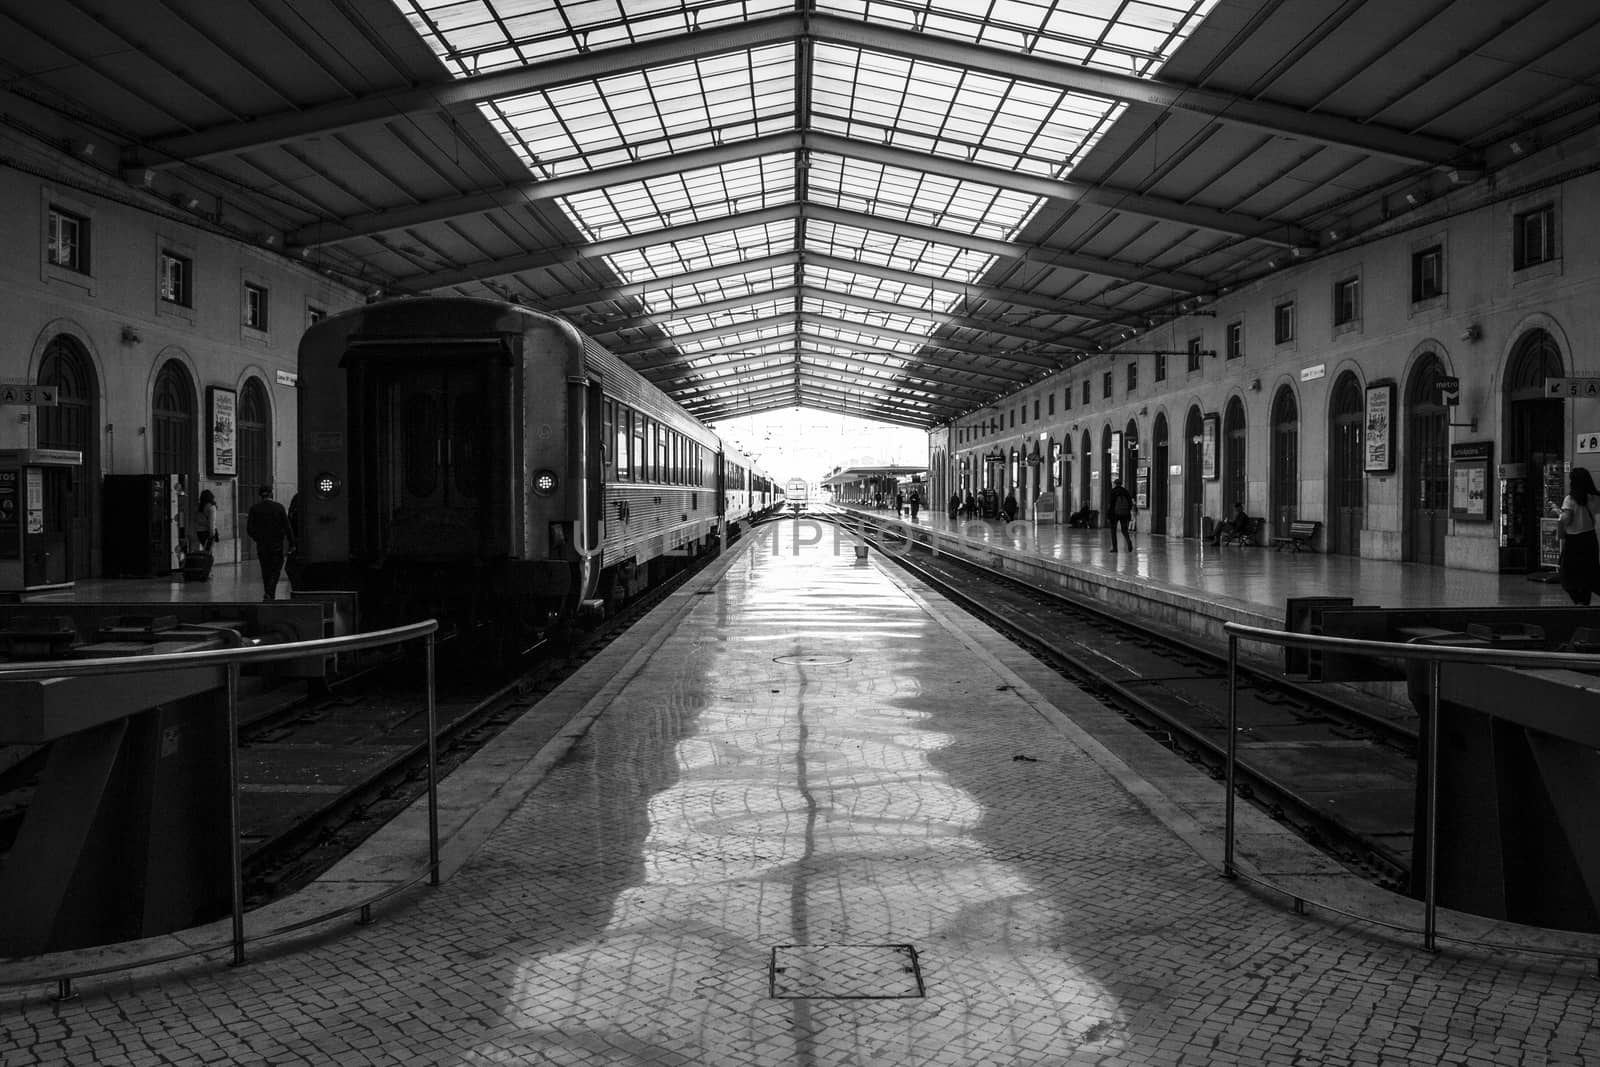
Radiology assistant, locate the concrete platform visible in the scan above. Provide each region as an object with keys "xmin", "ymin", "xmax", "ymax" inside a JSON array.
[{"xmin": 3, "ymin": 521, "xmax": 1597, "ymax": 1065}]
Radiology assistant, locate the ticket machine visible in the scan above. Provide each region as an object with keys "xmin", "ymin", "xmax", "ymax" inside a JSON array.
[{"xmin": 0, "ymin": 448, "xmax": 83, "ymax": 596}]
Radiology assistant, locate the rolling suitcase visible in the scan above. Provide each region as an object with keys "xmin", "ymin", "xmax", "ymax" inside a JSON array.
[{"xmin": 181, "ymin": 549, "xmax": 214, "ymax": 582}]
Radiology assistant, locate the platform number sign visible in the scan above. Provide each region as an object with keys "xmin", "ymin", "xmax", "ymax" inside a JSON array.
[
  {"xmin": 0, "ymin": 383, "xmax": 59, "ymax": 406},
  {"xmin": 1546, "ymin": 377, "xmax": 1600, "ymax": 398}
]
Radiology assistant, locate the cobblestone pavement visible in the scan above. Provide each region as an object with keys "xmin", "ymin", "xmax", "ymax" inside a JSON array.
[{"xmin": 2, "ymin": 530, "xmax": 1598, "ymax": 1065}]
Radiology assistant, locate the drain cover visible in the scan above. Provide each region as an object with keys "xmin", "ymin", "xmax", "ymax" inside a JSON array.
[
  {"xmin": 769, "ymin": 944, "xmax": 924, "ymax": 999},
  {"xmin": 773, "ymin": 654, "xmax": 853, "ymax": 666}
]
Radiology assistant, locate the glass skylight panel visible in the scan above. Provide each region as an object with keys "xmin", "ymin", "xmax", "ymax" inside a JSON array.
[
  {"xmin": 809, "ymin": 219, "xmax": 993, "ymax": 283},
  {"xmin": 607, "ymin": 220, "xmax": 796, "ymax": 282},
  {"xmin": 804, "ymin": 265, "xmax": 955, "ymax": 313},
  {"xmin": 560, "ymin": 156, "xmax": 794, "ymax": 242},
  {"xmin": 645, "ymin": 268, "xmax": 793, "ymax": 314},
  {"xmin": 803, "ymin": 293, "xmax": 939, "ymax": 337},
  {"xmin": 398, "ymin": 0, "xmax": 794, "ymax": 75},
  {"xmin": 663, "ymin": 297, "xmax": 792, "ymax": 337}
]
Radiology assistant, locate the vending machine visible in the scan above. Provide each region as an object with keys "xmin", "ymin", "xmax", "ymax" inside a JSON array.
[
  {"xmin": 1497, "ymin": 463, "xmax": 1530, "ymax": 571},
  {"xmin": 103, "ymin": 474, "xmax": 185, "ymax": 577}
]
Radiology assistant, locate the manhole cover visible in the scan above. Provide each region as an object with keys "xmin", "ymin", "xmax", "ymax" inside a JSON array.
[
  {"xmin": 769, "ymin": 944, "xmax": 924, "ymax": 999},
  {"xmin": 773, "ymin": 654, "xmax": 853, "ymax": 666}
]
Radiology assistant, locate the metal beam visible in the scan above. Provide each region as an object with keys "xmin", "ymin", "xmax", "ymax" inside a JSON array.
[
  {"xmin": 559, "ymin": 250, "xmax": 1144, "ymax": 328},
  {"xmin": 132, "ymin": 11, "xmax": 1464, "ymax": 171},
  {"xmin": 654, "ymin": 350, "xmax": 995, "ymax": 397},
  {"xmin": 290, "ymin": 127, "xmax": 1311, "ymax": 249},
  {"xmin": 639, "ymin": 327, "xmax": 1037, "ymax": 385},
  {"xmin": 596, "ymin": 284, "xmax": 1098, "ymax": 352},
  {"xmin": 686, "ymin": 377, "xmax": 957, "ymax": 421}
]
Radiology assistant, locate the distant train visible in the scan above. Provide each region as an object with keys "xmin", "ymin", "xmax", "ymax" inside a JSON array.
[
  {"xmin": 784, "ymin": 477, "xmax": 809, "ymax": 511},
  {"xmin": 295, "ymin": 297, "xmax": 776, "ymax": 646}
]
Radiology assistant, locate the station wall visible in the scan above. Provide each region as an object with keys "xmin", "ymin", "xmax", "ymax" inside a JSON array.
[
  {"xmin": 939, "ymin": 132, "xmax": 1600, "ymax": 573},
  {"xmin": 0, "ymin": 124, "xmax": 363, "ymax": 578}
]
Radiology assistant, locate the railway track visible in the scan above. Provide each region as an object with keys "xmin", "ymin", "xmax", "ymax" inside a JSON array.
[{"xmin": 832, "ymin": 511, "xmax": 1421, "ymax": 892}]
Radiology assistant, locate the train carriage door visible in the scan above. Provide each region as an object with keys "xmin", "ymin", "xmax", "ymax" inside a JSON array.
[{"xmin": 362, "ymin": 348, "xmax": 502, "ymax": 561}]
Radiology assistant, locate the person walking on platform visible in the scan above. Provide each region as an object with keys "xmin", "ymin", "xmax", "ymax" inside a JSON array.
[
  {"xmin": 1001, "ymin": 491, "xmax": 1018, "ymax": 522},
  {"xmin": 895, "ymin": 490, "xmax": 904, "ymax": 516},
  {"xmin": 964, "ymin": 490, "xmax": 976, "ymax": 519},
  {"xmin": 247, "ymin": 485, "xmax": 296, "ymax": 601},
  {"xmin": 193, "ymin": 489, "xmax": 219, "ymax": 552},
  {"xmin": 948, "ymin": 492, "xmax": 961, "ymax": 520},
  {"xmin": 909, "ymin": 490, "xmax": 920, "ymax": 521},
  {"xmin": 1557, "ymin": 466, "xmax": 1600, "ymax": 605},
  {"xmin": 1108, "ymin": 478, "xmax": 1135, "ymax": 553}
]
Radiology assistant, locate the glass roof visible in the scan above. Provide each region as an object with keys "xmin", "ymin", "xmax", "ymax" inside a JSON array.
[{"xmin": 395, "ymin": 0, "xmax": 1221, "ymax": 420}]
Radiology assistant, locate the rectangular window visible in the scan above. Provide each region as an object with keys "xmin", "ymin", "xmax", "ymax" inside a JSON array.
[
  {"xmin": 1187, "ymin": 336, "xmax": 1203, "ymax": 373},
  {"xmin": 631, "ymin": 412, "xmax": 647, "ymax": 481},
  {"xmin": 1020, "ymin": 404, "xmax": 1027, "ymax": 425},
  {"xmin": 159, "ymin": 251, "xmax": 192, "ymax": 306},
  {"xmin": 1154, "ymin": 354, "xmax": 1167, "ymax": 383},
  {"xmin": 1333, "ymin": 276, "xmax": 1360, "ymax": 325},
  {"xmin": 602, "ymin": 400, "xmax": 617, "ymax": 480},
  {"xmin": 1126, "ymin": 360, "xmax": 1138, "ymax": 392},
  {"xmin": 1047, "ymin": 394, "xmax": 1055, "ymax": 416},
  {"xmin": 1064, "ymin": 386, "xmax": 1072, "ymax": 411},
  {"xmin": 1411, "ymin": 246, "xmax": 1443, "ymax": 301},
  {"xmin": 244, "ymin": 283, "xmax": 269, "ymax": 330},
  {"xmin": 1513, "ymin": 205, "xmax": 1554, "ymax": 269},
  {"xmin": 1033, "ymin": 399, "xmax": 1040, "ymax": 421},
  {"xmin": 308, "ymin": 305, "xmax": 327, "ymax": 326},
  {"xmin": 1081, "ymin": 380, "xmax": 1090, "ymax": 406},
  {"xmin": 1009, "ymin": 410, "xmax": 1016, "ymax": 428},
  {"xmin": 616, "ymin": 407, "xmax": 633, "ymax": 481},
  {"xmin": 1226, "ymin": 320, "xmax": 1243, "ymax": 360},
  {"xmin": 1101, "ymin": 371, "xmax": 1113, "ymax": 399},
  {"xmin": 1274, "ymin": 300, "xmax": 1296, "ymax": 344},
  {"xmin": 48, "ymin": 207, "xmax": 88, "ymax": 272}
]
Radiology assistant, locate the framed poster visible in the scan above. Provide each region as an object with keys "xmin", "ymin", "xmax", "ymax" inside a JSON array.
[
  {"xmin": 1364, "ymin": 383, "xmax": 1394, "ymax": 473},
  {"xmin": 1449, "ymin": 441, "xmax": 1492, "ymax": 521},
  {"xmin": 208, "ymin": 386, "xmax": 237, "ymax": 477},
  {"xmin": 1201, "ymin": 415, "xmax": 1219, "ymax": 480}
]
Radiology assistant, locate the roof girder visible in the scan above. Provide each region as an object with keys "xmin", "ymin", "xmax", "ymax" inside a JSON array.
[
  {"xmin": 287, "ymin": 129, "xmax": 1312, "ymax": 250},
  {"xmin": 130, "ymin": 12, "xmax": 1465, "ymax": 171}
]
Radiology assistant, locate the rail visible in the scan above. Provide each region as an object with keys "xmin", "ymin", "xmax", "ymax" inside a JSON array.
[
  {"xmin": 1221, "ymin": 621, "xmax": 1600, "ymax": 964},
  {"xmin": 0, "ymin": 619, "xmax": 440, "ymax": 998}
]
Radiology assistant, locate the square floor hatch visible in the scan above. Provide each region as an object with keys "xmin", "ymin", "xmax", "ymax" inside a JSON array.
[{"xmin": 769, "ymin": 944, "xmax": 925, "ymax": 999}]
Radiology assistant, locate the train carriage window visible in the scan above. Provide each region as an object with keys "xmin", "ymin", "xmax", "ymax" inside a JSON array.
[
  {"xmin": 404, "ymin": 394, "xmax": 440, "ymax": 497},
  {"xmin": 615, "ymin": 406, "xmax": 632, "ymax": 482},
  {"xmin": 452, "ymin": 391, "xmax": 483, "ymax": 498},
  {"xmin": 631, "ymin": 414, "xmax": 647, "ymax": 482},
  {"xmin": 654, "ymin": 423, "xmax": 667, "ymax": 484},
  {"xmin": 603, "ymin": 399, "xmax": 616, "ymax": 481}
]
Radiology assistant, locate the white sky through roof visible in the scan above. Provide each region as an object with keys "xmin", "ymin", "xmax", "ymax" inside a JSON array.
[{"xmin": 395, "ymin": 0, "xmax": 1221, "ymax": 443}]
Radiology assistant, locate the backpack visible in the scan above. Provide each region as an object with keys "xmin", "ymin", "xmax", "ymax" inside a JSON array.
[{"xmin": 1114, "ymin": 492, "xmax": 1131, "ymax": 517}]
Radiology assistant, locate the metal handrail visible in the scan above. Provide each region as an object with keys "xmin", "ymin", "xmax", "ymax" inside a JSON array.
[
  {"xmin": 1221, "ymin": 620, "xmax": 1600, "ymax": 960},
  {"xmin": 0, "ymin": 619, "xmax": 439, "ymax": 997}
]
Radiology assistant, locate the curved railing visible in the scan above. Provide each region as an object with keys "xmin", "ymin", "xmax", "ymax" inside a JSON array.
[
  {"xmin": 1221, "ymin": 621, "xmax": 1600, "ymax": 961},
  {"xmin": 0, "ymin": 620, "xmax": 439, "ymax": 997}
]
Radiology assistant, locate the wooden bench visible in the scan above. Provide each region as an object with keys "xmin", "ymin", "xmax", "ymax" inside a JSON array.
[{"xmin": 1272, "ymin": 520, "xmax": 1320, "ymax": 553}]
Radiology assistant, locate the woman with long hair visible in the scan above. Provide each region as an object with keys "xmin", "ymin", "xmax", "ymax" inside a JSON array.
[
  {"xmin": 194, "ymin": 489, "xmax": 219, "ymax": 551},
  {"xmin": 1557, "ymin": 467, "xmax": 1600, "ymax": 605}
]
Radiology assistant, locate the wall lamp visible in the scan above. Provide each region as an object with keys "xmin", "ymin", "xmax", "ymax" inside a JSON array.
[{"xmin": 120, "ymin": 326, "xmax": 142, "ymax": 346}]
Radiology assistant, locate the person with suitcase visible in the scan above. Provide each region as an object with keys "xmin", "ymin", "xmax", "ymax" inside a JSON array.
[{"xmin": 183, "ymin": 489, "xmax": 219, "ymax": 581}]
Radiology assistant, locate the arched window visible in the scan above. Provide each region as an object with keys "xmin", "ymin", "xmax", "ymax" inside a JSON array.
[
  {"xmin": 238, "ymin": 378, "xmax": 272, "ymax": 498},
  {"xmin": 1222, "ymin": 396, "xmax": 1247, "ymax": 512},
  {"xmin": 1328, "ymin": 372, "xmax": 1365, "ymax": 556},
  {"xmin": 1405, "ymin": 353, "xmax": 1449, "ymax": 565},
  {"xmin": 36, "ymin": 335, "xmax": 99, "ymax": 580},
  {"xmin": 152, "ymin": 360, "xmax": 197, "ymax": 476},
  {"xmin": 1270, "ymin": 387, "xmax": 1299, "ymax": 535}
]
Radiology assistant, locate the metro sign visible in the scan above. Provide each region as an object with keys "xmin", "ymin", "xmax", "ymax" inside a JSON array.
[
  {"xmin": 0, "ymin": 383, "xmax": 59, "ymax": 406},
  {"xmin": 1546, "ymin": 377, "xmax": 1600, "ymax": 398}
]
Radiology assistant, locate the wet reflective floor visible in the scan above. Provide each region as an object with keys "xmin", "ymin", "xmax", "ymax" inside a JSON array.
[{"xmin": 3, "ymin": 531, "xmax": 1598, "ymax": 1065}]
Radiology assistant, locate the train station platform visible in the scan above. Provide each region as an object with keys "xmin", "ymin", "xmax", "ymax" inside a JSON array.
[
  {"xmin": 829, "ymin": 503, "xmax": 1576, "ymax": 649},
  {"xmin": 3, "ymin": 524, "xmax": 1596, "ymax": 1065}
]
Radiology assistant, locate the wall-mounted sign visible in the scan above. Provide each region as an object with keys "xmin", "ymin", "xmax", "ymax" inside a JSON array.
[
  {"xmin": 1300, "ymin": 364, "xmax": 1326, "ymax": 382},
  {"xmin": 1437, "ymin": 376, "xmax": 1461, "ymax": 407},
  {"xmin": 208, "ymin": 386, "xmax": 237, "ymax": 477},
  {"xmin": 0, "ymin": 383, "xmax": 58, "ymax": 406},
  {"xmin": 276, "ymin": 369, "xmax": 299, "ymax": 387},
  {"xmin": 1547, "ymin": 377, "xmax": 1600, "ymax": 398},
  {"xmin": 1364, "ymin": 383, "xmax": 1394, "ymax": 473},
  {"xmin": 1450, "ymin": 441, "xmax": 1492, "ymax": 521},
  {"xmin": 1578, "ymin": 432, "xmax": 1600, "ymax": 455},
  {"xmin": 1202, "ymin": 415, "xmax": 1219, "ymax": 480}
]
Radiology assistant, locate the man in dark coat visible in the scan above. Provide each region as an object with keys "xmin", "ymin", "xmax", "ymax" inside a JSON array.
[
  {"xmin": 246, "ymin": 485, "xmax": 295, "ymax": 601},
  {"xmin": 1107, "ymin": 478, "xmax": 1135, "ymax": 553}
]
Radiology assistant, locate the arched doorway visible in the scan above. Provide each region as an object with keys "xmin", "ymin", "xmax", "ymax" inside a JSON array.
[
  {"xmin": 1501, "ymin": 329, "xmax": 1565, "ymax": 571},
  {"xmin": 35, "ymin": 335, "xmax": 99, "ymax": 579},
  {"xmin": 1270, "ymin": 387, "xmax": 1299, "ymax": 537},
  {"xmin": 1222, "ymin": 396, "xmax": 1246, "ymax": 514},
  {"xmin": 1123, "ymin": 418, "xmax": 1141, "ymax": 526},
  {"xmin": 1079, "ymin": 429, "xmax": 1092, "ymax": 517},
  {"xmin": 1329, "ymin": 371, "xmax": 1365, "ymax": 556},
  {"xmin": 1183, "ymin": 406, "xmax": 1203, "ymax": 538},
  {"xmin": 1152, "ymin": 413, "xmax": 1169, "ymax": 535},
  {"xmin": 1405, "ymin": 353, "xmax": 1449, "ymax": 565},
  {"xmin": 152, "ymin": 360, "xmax": 198, "ymax": 477},
  {"xmin": 1100, "ymin": 424, "xmax": 1115, "ymax": 513},
  {"xmin": 239, "ymin": 378, "xmax": 273, "ymax": 560}
]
